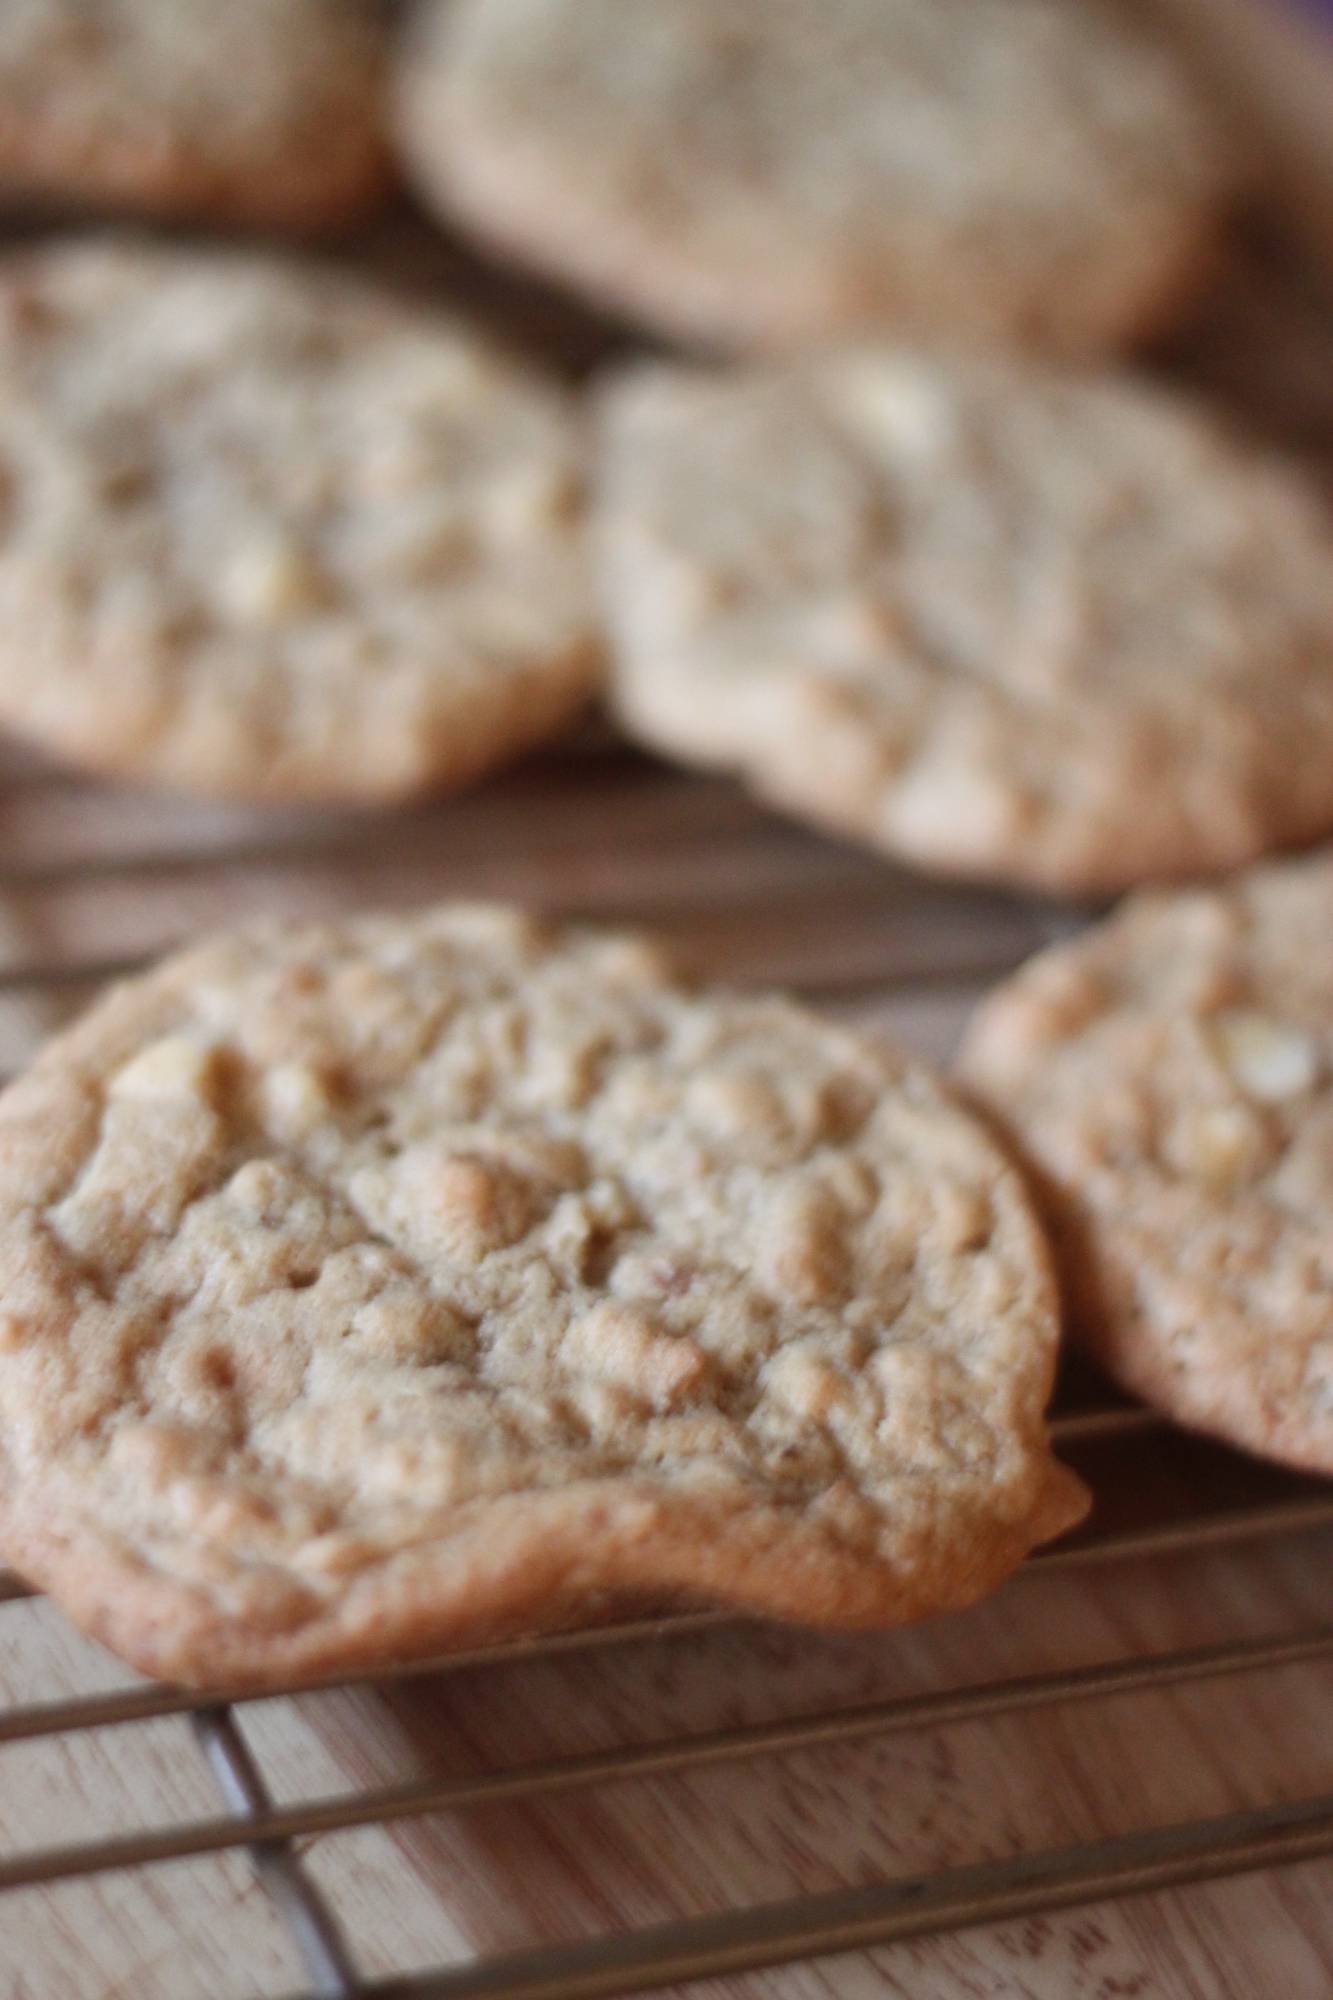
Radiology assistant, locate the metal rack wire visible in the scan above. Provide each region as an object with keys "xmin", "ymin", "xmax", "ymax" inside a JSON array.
[
  {"xmin": 6, "ymin": 1399, "xmax": 1333, "ymax": 2000},
  {"xmin": 3, "ymin": 739, "xmax": 1333, "ymax": 1997}
]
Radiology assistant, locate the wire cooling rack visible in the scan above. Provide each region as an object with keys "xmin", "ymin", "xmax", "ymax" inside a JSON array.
[
  {"xmin": 6, "ymin": 1395, "xmax": 1333, "ymax": 2000},
  {"xmin": 2, "ymin": 733, "xmax": 1333, "ymax": 1996}
]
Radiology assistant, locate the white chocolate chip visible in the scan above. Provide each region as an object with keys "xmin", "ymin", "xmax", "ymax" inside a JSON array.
[
  {"xmin": 264, "ymin": 1062, "xmax": 333, "ymax": 1140},
  {"xmin": 217, "ymin": 535, "xmax": 331, "ymax": 625},
  {"xmin": 226, "ymin": 1158, "xmax": 294, "ymax": 1223},
  {"xmin": 826, "ymin": 356, "xmax": 957, "ymax": 464},
  {"xmin": 292, "ymin": 1532, "xmax": 385, "ymax": 1578},
  {"xmin": 801, "ymin": 592, "xmax": 901, "ymax": 661},
  {"xmin": 109, "ymin": 1034, "xmax": 218, "ymax": 1104},
  {"xmin": 1165, "ymin": 1103, "xmax": 1273, "ymax": 1189},
  {"xmin": 483, "ymin": 463, "xmax": 579, "ymax": 541},
  {"xmin": 1214, "ymin": 1010, "xmax": 1319, "ymax": 1103},
  {"xmin": 397, "ymin": 342, "xmax": 493, "ymax": 407}
]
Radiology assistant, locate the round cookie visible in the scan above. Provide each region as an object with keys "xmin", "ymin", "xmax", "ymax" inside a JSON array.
[
  {"xmin": 0, "ymin": 0, "xmax": 393, "ymax": 233},
  {"xmin": 0, "ymin": 903, "xmax": 1085, "ymax": 1687},
  {"xmin": 596, "ymin": 350, "xmax": 1333, "ymax": 899},
  {"xmin": 0, "ymin": 239, "xmax": 601, "ymax": 805},
  {"xmin": 960, "ymin": 849, "xmax": 1333, "ymax": 1475},
  {"xmin": 396, "ymin": 0, "xmax": 1237, "ymax": 359}
]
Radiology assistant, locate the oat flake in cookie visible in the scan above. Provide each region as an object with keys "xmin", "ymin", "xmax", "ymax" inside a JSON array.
[
  {"xmin": 597, "ymin": 350, "xmax": 1333, "ymax": 899},
  {"xmin": 0, "ymin": 904, "xmax": 1085, "ymax": 1687},
  {"xmin": 397, "ymin": 0, "xmax": 1236, "ymax": 358},
  {"xmin": 961, "ymin": 850, "xmax": 1333, "ymax": 1475},
  {"xmin": 0, "ymin": 240, "xmax": 601, "ymax": 805},
  {"xmin": 0, "ymin": 0, "xmax": 392, "ymax": 233}
]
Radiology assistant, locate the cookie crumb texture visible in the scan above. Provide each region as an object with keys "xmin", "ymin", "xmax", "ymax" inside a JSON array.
[
  {"xmin": 960, "ymin": 850, "xmax": 1333, "ymax": 1474},
  {"xmin": 598, "ymin": 353, "xmax": 1333, "ymax": 897},
  {"xmin": 0, "ymin": 241, "xmax": 600, "ymax": 803},
  {"xmin": 399, "ymin": 0, "xmax": 1236, "ymax": 356},
  {"xmin": 0, "ymin": 906, "xmax": 1082, "ymax": 1686},
  {"xmin": 0, "ymin": 0, "xmax": 393, "ymax": 231}
]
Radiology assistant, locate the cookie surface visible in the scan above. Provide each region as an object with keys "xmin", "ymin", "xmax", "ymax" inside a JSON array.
[
  {"xmin": 0, "ymin": 903, "xmax": 1084, "ymax": 1687},
  {"xmin": 960, "ymin": 851, "xmax": 1333, "ymax": 1473},
  {"xmin": 398, "ymin": 0, "xmax": 1235, "ymax": 357},
  {"xmin": 0, "ymin": 0, "xmax": 392, "ymax": 232},
  {"xmin": 597, "ymin": 351, "xmax": 1333, "ymax": 898},
  {"xmin": 0, "ymin": 239, "xmax": 601, "ymax": 804}
]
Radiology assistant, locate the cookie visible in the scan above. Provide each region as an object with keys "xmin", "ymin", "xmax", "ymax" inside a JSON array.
[
  {"xmin": 960, "ymin": 849, "xmax": 1333, "ymax": 1474},
  {"xmin": 396, "ymin": 0, "xmax": 1237, "ymax": 358},
  {"xmin": 0, "ymin": 903, "xmax": 1085, "ymax": 1687},
  {"xmin": 0, "ymin": 239, "xmax": 601, "ymax": 805},
  {"xmin": 596, "ymin": 350, "xmax": 1333, "ymax": 899},
  {"xmin": 0, "ymin": 0, "xmax": 393, "ymax": 233}
]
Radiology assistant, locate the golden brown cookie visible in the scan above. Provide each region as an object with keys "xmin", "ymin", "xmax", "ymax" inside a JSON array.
[
  {"xmin": 597, "ymin": 349, "xmax": 1333, "ymax": 898},
  {"xmin": 960, "ymin": 850, "xmax": 1333, "ymax": 1474},
  {"xmin": 0, "ymin": 903, "xmax": 1084, "ymax": 1687},
  {"xmin": 0, "ymin": 0, "xmax": 393, "ymax": 232},
  {"xmin": 0, "ymin": 238, "xmax": 601, "ymax": 804},
  {"xmin": 397, "ymin": 0, "xmax": 1237, "ymax": 357}
]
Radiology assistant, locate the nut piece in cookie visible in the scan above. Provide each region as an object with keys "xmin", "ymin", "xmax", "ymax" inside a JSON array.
[
  {"xmin": 0, "ymin": 902, "xmax": 1084, "ymax": 1688},
  {"xmin": 0, "ymin": 0, "xmax": 394, "ymax": 233},
  {"xmin": 596, "ymin": 350, "xmax": 1333, "ymax": 898},
  {"xmin": 959, "ymin": 848, "xmax": 1333, "ymax": 1475},
  {"xmin": 0, "ymin": 239, "xmax": 601, "ymax": 804},
  {"xmin": 396, "ymin": 0, "xmax": 1238, "ymax": 357}
]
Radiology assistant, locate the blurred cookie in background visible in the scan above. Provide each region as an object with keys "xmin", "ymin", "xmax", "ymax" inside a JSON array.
[
  {"xmin": 0, "ymin": 0, "xmax": 394, "ymax": 233},
  {"xmin": 596, "ymin": 348, "xmax": 1333, "ymax": 898},
  {"xmin": 396, "ymin": 0, "xmax": 1241, "ymax": 358},
  {"xmin": 0, "ymin": 238, "xmax": 602, "ymax": 804}
]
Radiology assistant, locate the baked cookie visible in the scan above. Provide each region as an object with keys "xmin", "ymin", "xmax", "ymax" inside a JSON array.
[
  {"xmin": 960, "ymin": 850, "xmax": 1333, "ymax": 1475},
  {"xmin": 0, "ymin": 0, "xmax": 392, "ymax": 233},
  {"xmin": 0, "ymin": 903, "xmax": 1085, "ymax": 1687},
  {"xmin": 396, "ymin": 0, "xmax": 1237, "ymax": 358},
  {"xmin": 597, "ymin": 350, "xmax": 1333, "ymax": 899},
  {"xmin": 0, "ymin": 239, "xmax": 601, "ymax": 805}
]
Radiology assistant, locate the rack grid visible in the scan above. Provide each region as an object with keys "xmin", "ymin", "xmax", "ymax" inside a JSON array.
[
  {"xmin": 2, "ymin": 732, "xmax": 1333, "ymax": 1998},
  {"xmin": 6, "ymin": 1398, "xmax": 1333, "ymax": 2000}
]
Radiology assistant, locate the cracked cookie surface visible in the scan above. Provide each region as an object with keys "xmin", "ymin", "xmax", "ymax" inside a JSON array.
[
  {"xmin": 0, "ymin": 239, "xmax": 600, "ymax": 804},
  {"xmin": 0, "ymin": 903, "xmax": 1083, "ymax": 1686},
  {"xmin": 960, "ymin": 850, "xmax": 1333, "ymax": 1472},
  {"xmin": 597, "ymin": 350, "xmax": 1333, "ymax": 897},
  {"xmin": 0, "ymin": 0, "xmax": 392, "ymax": 231},
  {"xmin": 398, "ymin": 0, "xmax": 1236, "ymax": 357}
]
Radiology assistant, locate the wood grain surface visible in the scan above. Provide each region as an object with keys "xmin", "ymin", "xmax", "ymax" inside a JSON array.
[{"xmin": 4, "ymin": 162, "xmax": 1333, "ymax": 2000}]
